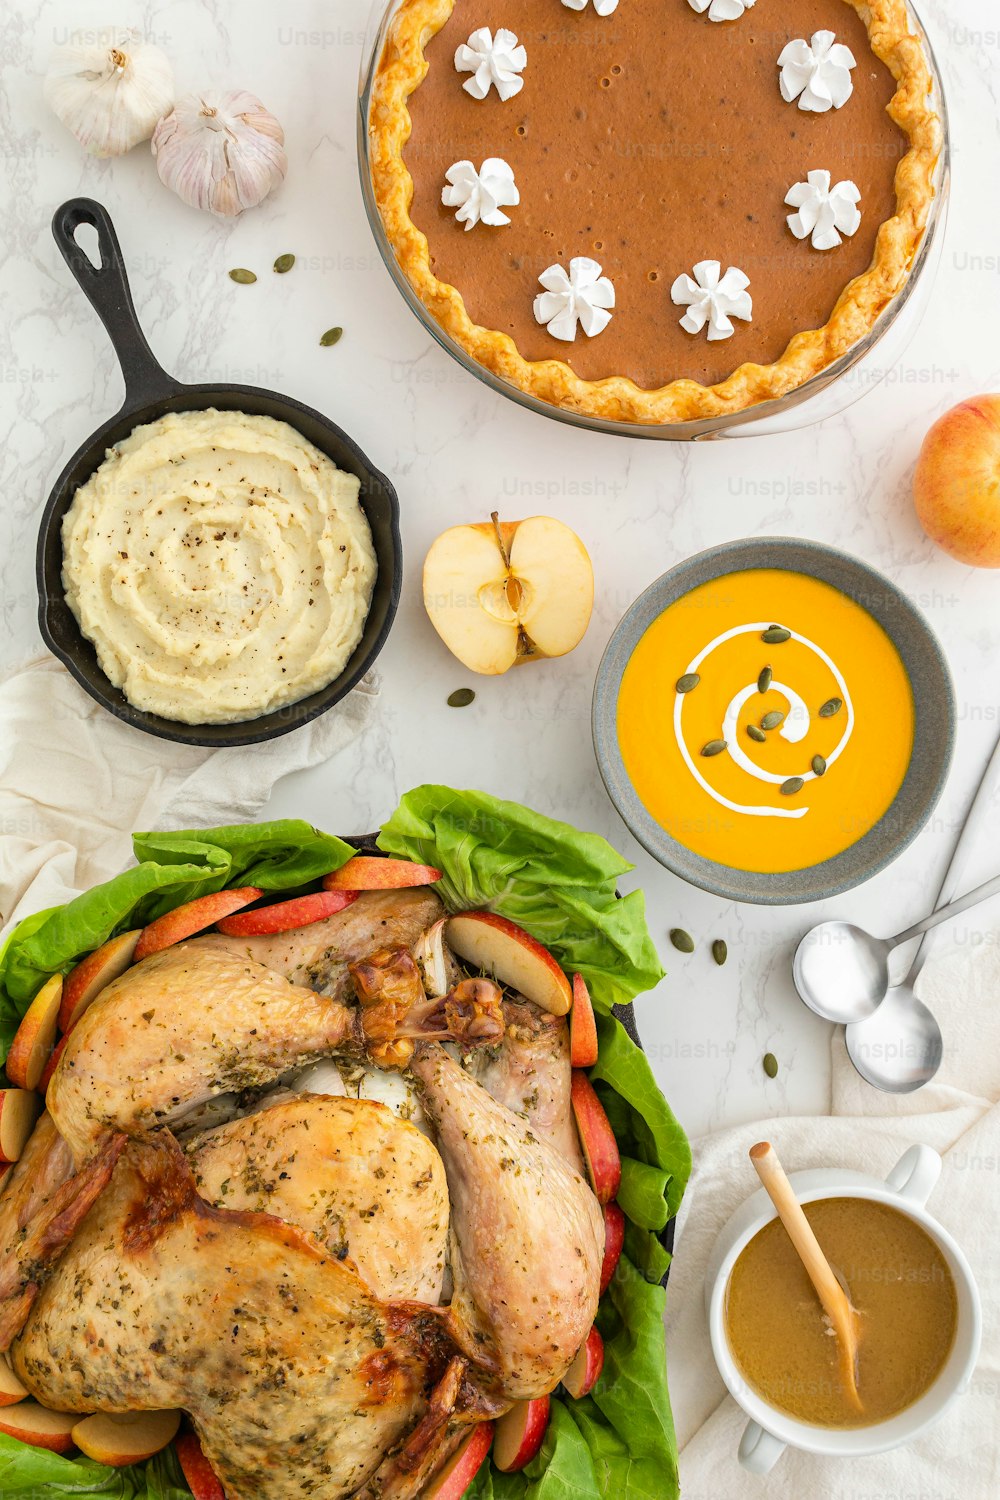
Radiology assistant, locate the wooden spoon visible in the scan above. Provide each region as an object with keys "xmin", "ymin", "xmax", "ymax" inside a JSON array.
[{"xmin": 749, "ymin": 1141, "xmax": 863, "ymax": 1413}]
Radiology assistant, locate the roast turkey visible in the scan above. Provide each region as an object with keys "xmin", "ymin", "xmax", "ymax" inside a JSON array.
[{"xmin": 0, "ymin": 890, "xmax": 605, "ymax": 1497}]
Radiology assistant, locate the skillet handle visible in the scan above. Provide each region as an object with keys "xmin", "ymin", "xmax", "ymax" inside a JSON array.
[{"xmin": 52, "ymin": 198, "xmax": 182, "ymax": 412}]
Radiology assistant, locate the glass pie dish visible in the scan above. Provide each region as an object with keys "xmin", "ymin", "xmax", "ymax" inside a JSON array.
[{"xmin": 357, "ymin": 0, "xmax": 949, "ymax": 441}]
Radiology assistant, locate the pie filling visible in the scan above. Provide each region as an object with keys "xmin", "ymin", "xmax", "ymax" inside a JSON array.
[{"xmin": 372, "ymin": 0, "xmax": 939, "ymax": 418}]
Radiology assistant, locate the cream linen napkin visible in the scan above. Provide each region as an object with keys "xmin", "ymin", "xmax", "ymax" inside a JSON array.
[
  {"xmin": 0, "ymin": 656, "xmax": 379, "ymax": 935},
  {"xmin": 666, "ymin": 875, "xmax": 1000, "ymax": 1494}
]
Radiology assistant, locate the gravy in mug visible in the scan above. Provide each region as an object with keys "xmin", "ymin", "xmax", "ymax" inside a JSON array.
[{"xmin": 725, "ymin": 1197, "xmax": 958, "ymax": 1428}]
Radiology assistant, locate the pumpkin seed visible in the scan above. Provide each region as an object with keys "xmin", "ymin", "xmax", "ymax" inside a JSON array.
[
  {"xmin": 676, "ymin": 672, "xmax": 701, "ymax": 694},
  {"xmin": 447, "ymin": 688, "xmax": 475, "ymax": 707},
  {"xmin": 761, "ymin": 625, "xmax": 791, "ymax": 644},
  {"xmin": 273, "ymin": 253, "xmax": 296, "ymax": 273},
  {"xmin": 746, "ymin": 724, "xmax": 767, "ymax": 744},
  {"xmin": 670, "ymin": 928, "xmax": 695, "ymax": 954},
  {"xmin": 712, "ymin": 939, "xmax": 728, "ymax": 967},
  {"xmin": 760, "ymin": 710, "xmax": 785, "ymax": 731},
  {"xmin": 812, "ymin": 754, "xmax": 827, "ymax": 777},
  {"xmin": 701, "ymin": 739, "xmax": 727, "ymax": 757},
  {"xmin": 757, "ymin": 665, "xmax": 772, "ymax": 694},
  {"xmin": 320, "ymin": 326, "xmax": 344, "ymax": 346},
  {"xmin": 763, "ymin": 1052, "xmax": 779, "ymax": 1078},
  {"xmin": 780, "ymin": 776, "xmax": 804, "ymax": 796},
  {"xmin": 228, "ymin": 268, "xmax": 257, "ymax": 284},
  {"xmin": 819, "ymin": 696, "xmax": 843, "ymax": 718}
]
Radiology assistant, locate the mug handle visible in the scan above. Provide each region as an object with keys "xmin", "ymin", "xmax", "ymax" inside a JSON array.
[
  {"xmin": 885, "ymin": 1143, "xmax": 942, "ymax": 1207},
  {"xmin": 738, "ymin": 1421, "xmax": 786, "ymax": 1474}
]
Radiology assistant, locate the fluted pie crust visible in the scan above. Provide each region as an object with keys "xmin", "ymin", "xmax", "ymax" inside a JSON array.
[{"xmin": 369, "ymin": 0, "xmax": 941, "ymax": 425}]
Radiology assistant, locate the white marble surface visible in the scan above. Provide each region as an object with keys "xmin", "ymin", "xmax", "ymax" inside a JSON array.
[{"xmin": 1, "ymin": 0, "xmax": 999, "ymax": 1148}]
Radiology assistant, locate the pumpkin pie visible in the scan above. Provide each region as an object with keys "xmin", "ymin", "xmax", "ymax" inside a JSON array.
[{"xmin": 368, "ymin": 0, "xmax": 941, "ymax": 423}]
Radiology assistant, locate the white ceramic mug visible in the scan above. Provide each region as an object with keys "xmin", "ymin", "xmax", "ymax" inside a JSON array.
[{"xmin": 704, "ymin": 1145, "xmax": 982, "ymax": 1474}]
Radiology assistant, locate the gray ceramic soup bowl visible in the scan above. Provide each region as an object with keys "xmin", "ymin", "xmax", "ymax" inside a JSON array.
[{"xmin": 592, "ymin": 538, "xmax": 955, "ymax": 905}]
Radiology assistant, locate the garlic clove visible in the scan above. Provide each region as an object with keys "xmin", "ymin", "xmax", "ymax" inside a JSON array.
[
  {"xmin": 44, "ymin": 29, "xmax": 174, "ymax": 157},
  {"xmin": 152, "ymin": 90, "xmax": 288, "ymax": 218}
]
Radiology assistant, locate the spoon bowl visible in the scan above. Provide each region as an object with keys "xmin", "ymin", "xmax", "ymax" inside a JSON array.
[
  {"xmin": 846, "ymin": 985, "xmax": 944, "ymax": 1093},
  {"xmin": 792, "ymin": 922, "xmax": 892, "ymax": 1024}
]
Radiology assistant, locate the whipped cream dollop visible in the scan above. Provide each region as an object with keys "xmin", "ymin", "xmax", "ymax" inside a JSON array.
[
  {"xmin": 786, "ymin": 170, "xmax": 862, "ymax": 249},
  {"xmin": 687, "ymin": 0, "xmax": 755, "ymax": 22},
  {"xmin": 454, "ymin": 27, "xmax": 527, "ymax": 101},
  {"xmin": 442, "ymin": 158, "xmax": 519, "ymax": 231},
  {"xmin": 673, "ymin": 623, "xmax": 855, "ymax": 821},
  {"xmin": 561, "ymin": 0, "xmax": 620, "ymax": 15},
  {"xmin": 671, "ymin": 261, "xmax": 752, "ymax": 341},
  {"xmin": 778, "ymin": 31, "xmax": 856, "ymax": 112},
  {"xmin": 533, "ymin": 258, "xmax": 616, "ymax": 341}
]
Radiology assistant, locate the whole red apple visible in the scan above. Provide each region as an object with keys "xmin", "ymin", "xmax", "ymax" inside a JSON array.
[{"xmin": 913, "ymin": 394, "xmax": 1000, "ymax": 566}]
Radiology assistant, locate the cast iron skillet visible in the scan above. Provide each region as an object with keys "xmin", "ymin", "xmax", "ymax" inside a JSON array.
[{"xmin": 37, "ymin": 199, "xmax": 402, "ymax": 749}]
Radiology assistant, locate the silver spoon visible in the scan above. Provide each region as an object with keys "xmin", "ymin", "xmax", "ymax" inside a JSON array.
[
  {"xmin": 845, "ymin": 725, "xmax": 1000, "ymax": 1091},
  {"xmin": 794, "ymin": 725, "xmax": 1000, "ymax": 1092},
  {"xmin": 793, "ymin": 870, "xmax": 1000, "ymax": 1025}
]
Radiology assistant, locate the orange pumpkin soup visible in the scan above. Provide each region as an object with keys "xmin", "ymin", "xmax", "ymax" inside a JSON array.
[{"xmin": 616, "ymin": 570, "xmax": 915, "ymax": 873}]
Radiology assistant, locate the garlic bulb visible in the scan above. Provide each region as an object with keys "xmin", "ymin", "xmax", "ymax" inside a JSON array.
[
  {"xmin": 44, "ymin": 30, "xmax": 174, "ymax": 157},
  {"xmin": 152, "ymin": 91, "xmax": 287, "ymax": 218}
]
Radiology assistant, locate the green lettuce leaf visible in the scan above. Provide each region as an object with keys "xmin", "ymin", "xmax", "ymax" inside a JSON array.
[
  {"xmin": 377, "ymin": 786, "xmax": 664, "ymax": 1009},
  {"xmin": 0, "ymin": 821, "xmax": 354, "ymax": 1055},
  {"xmin": 0, "ymin": 1434, "xmax": 189, "ymax": 1497}
]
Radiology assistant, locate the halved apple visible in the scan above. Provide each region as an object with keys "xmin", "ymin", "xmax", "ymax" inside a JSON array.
[
  {"xmin": 323, "ymin": 857, "xmax": 441, "ymax": 891},
  {"xmin": 59, "ymin": 930, "xmax": 141, "ymax": 1033},
  {"xmin": 133, "ymin": 889, "xmax": 263, "ymax": 962},
  {"xmin": 493, "ymin": 1396, "xmax": 550, "ymax": 1473},
  {"xmin": 445, "ymin": 912, "xmax": 572, "ymax": 1016},
  {"xmin": 0, "ymin": 1401, "xmax": 79, "ymax": 1452},
  {"xmin": 601, "ymin": 1201, "xmax": 626, "ymax": 1294},
  {"xmin": 175, "ymin": 1429, "xmax": 226, "ymax": 1500},
  {"xmin": 216, "ymin": 889, "xmax": 358, "ymax": 937},
  {"xmin": 425, "ymin": 1421, "xmax": 495, "ymax": 1498},
  {"xmin": 72, "ymin": 1409, "xmax": 181, "ymax": 1465},
  {"xmin": 423, "ymin": 514, "xmax": 594, "ymax": 675},
  {"xmin": 0, "ymin": 1354, "xmax": 28, "ymax": 1408},
  {"xmin": 570, "ymin": 973, "xmax": 599, "ymax": 1068},
  {"xmin": 570, "ymin": 1070, "xmax": 622, "ymax": 1204},
  {"xmin": 6, "ymin": 976, "xmax": 62, "ymax": 1092},
  {"xmin": 562, "ymin": 1327, "xmax": 604, "ymax": 1399},
  {"xmin": 0, "ymin": 1089, "xmax": 42, "ymax": 1162}
]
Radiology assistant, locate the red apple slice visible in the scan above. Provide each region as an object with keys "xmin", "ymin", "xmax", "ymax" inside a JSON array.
[
  {"xmin": 570, "ymin": 973, "xmax": 599, "ymax": 1067},
  {"xmin": 216, "ymin": 889, "xmax": 358, "ymax": 937},
  {"xmin": 133, "ymin": 889, "xmax": 263, "ymax": 963},
  {"xmin": 73, "ymin": 1409, "xmax": 181, "ymax": 1465},
  {"xmin": 323, "ymin": 857, "xmax": 441, "ymax": 892},
  {"xmin": 493, "ymin": 1396, "xmax": 550, "ymax": 1473},
  {"xmin": 0, "ymin": 1354, "xmax": 28, "ymax": 1408},
  {"xmin": 6, "ymin": 976, "xmax": 62, "ymax": 1092},
  {"xmin": 570, "ymin": 1070, "xmax": 621, "ymax": 1204},
  {"xmin": 175, "ymin": 1430, "xmax": 226, "ymax": 1500},
  {"xmin": 0, "ymin": 1089, "xmax": 42, "ymax": 1162},
  {"xmin": 39, "ymin": 1036, "xmax": 70, "ymax": 1096},
  {"xmin": 425, "ymin": 1422, "xmax": 494, "ymax": 1498},
  {"xmin": 445, "ymin": 912, "xmax": 572, "ymax": 1016},
  {"xmin": 601, "ymin": 1202, "xmax": 626, "ymax": 1294},
  {"xmin": 0, "ymin": 1401, "xmax": 79, "ymax": 1453},
  {"xmin": 563, "ymin": 1326, "xmax": 604, "ymax": 1399},
  {"xmin": 59, "ymin": 930, "xmax": 141, "ymax": 1033}
]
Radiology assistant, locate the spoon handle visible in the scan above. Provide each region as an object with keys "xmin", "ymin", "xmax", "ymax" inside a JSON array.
[
  {"xmin": 749, "ymin": 1142, "xmax": 862, "ymax": 1410},
  {"xmin": 905, "ymin": 726, "xmax": 1000, "ymax": 982},
  {"xmin": 893, "ymin": 869, "xmax": 1000, "ymax": 947}
]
